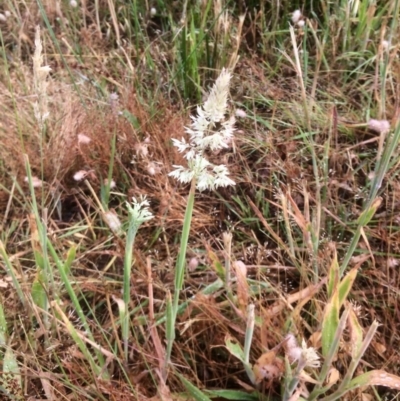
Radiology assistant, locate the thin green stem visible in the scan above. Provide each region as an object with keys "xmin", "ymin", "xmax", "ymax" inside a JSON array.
[
  {"xmin": 122, "ymin": 216, "xmax": 140, "ymax": 362},
  {"xmin": 165, "ymin": 180, "xmax": 196, "ymax": 372}
]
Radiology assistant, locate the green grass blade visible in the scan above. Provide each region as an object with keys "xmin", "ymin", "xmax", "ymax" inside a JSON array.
[
  {"xmin": 177, "ymin": 373, "xmax": 213, "ymax": 401},
  {"xmin": 0, "ymin": 241, "xmax": 26, "ymax": 307}
]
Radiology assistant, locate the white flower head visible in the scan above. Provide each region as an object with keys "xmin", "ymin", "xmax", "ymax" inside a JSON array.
[
  {"xmin": 126, "ymin": 196, "xmax": 154, "ymax": 225},
  {"xmin": 368, "ymin": 119, "xmax": 390, "ymax": 134},
  {"xmin": 135, "ymin": 142, "xmax": 149, "ymax": 157},
  {"xmin": 104, "ymin": 178, "xmax": 116, "ymax": 189},
  {"xmin": 212, "ymin": 164, "xmax": 235, "ymax": 188},
  {"xmin": 285, "ymin": 333, "xmax": 302, "ymax": 363},
  {"xmin": 382, "ymin": 40, "xmax": 390, "ymax": 51},
  {"xmin": 103, "ymin": 210, "xmax": 122, "ymax": 234},
  {"xmin": 387, "ymin": 257, "xmax": 399, "ymax": 268},
  {"xmin": 109, "ymin": 92, "xmax": 119, "ymax": 101},
  {"xmin": 146, "ymin": 161, "xmax": 161, "ymax": 175},
  {"xmin": 203, "ymin": 68, "xmax": 232, "ymax": 123},
  {"xmin": 150, "ymin": 7, "xmax": 157, "ymax": 16},
  {"xmin": 37, "ymin": 65, "xmax": 51, "ymax": 77},
  {"xmin": 78, "ymin": 133, "xmax": 91, "ymax": 144},
  {"xmin": 235, "ymin": 108, "xmax": 247, "ymax": 118},
  {"xmin": 171, "ymin": 137, "xmax": 190, "ymax": 154},
  {"xmin": 285, "ymin": 334, "xmax": 320, "ymax": 370},
  {"xmin": 70, "ymin": 0, "xmax": 78, "ymax": 7},
  {"xmin": 73, "ymin": 170, "xmax": 88, "ymax": 181},
  {"xmin": 169, "ymin": 68, "xmax": 235, "ymax": 191},
  {"xmin": 24, "ymin": 176, "xmax": 43, "ymax": 188},
  {"xmin": 299, "ymin": 339, "xmax": 320, "ymax": 368},
  {"xmin": 188, "ymin": 257, "xmax": 199, "ymax": 271},
  {"xmin": 291, "ymin": 10, "xmax": 302, "ymax": 24}
]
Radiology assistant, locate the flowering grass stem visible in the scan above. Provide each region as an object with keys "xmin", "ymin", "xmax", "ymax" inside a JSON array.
[
  {"xmin": 165, "ymin": 179, "xmax": 196, "ymax": 374},
  {"xmin": 123, "ymin": 197, "xmax": 153, "ymax": 362},
  {"xmin": 166, "ymin": 69, "xmax": 236, "ymax": 373}
]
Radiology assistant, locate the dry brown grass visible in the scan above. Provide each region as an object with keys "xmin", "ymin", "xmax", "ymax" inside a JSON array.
[{"xmin": 1, "ymin": 1, "xmax": 400, "ymax": 400}]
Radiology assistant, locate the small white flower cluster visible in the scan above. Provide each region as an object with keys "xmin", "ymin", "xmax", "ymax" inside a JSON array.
[
  {"xmin": 169, "ymin": 68, "xmax": 236, "ymax": 191},
  {"xmin": 291, "ymin": 10, "xmax": 305, "ymax": 27},
  {"xmin": 24, "ymin": 176, "xmax": 43, "ymax": 188},
  {"xmin": 126, "ymin": 196, "xmax": 154, "ymax": 225},
  {"xmin": 73, "ymin": 170, "xmax": 89, "ymax": 181},
  {"xmin": 0, "ymin": 10, "xmax": 11, "ymax": 22},
  {"xmin": 104, "ymin": 178, "xmax": 116, "ymax": 189},
  {"xmin": 77, "ymin": 133, "xmax": 91, "ymax": 144},
  {"xmin": 285, "ymin": 334, "xmax": 320, "ymax": 370},
  {"xmin": 368, "ymin": 119, "xmax": 390, "ymax": 135},
  {"xmin": 382, "ymin": 40, "xmax": 390, "ymax": 51},
  {"xmin": 103, "ymin": 210, "xmax": 122, "ymax": 234},
  {"xmin": 33, "ymin": 26, "xmax": 51, "ymax": 127}
]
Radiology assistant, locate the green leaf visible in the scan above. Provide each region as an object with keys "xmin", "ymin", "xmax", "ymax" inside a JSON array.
[
  {"xmin": 321, "ymin": 288, "xmax": 339, "ymax": 358},
  {"xmin": 356, "ymin": 197, "xmax": 382, "ymax": 226},
  {"xmin": 202, "ymin": 278, "xmax": 224, "ymax": 295},
  {"xmin": 0, "ymin": 302, "xmax": 7, "ymax": 346},
  {"xmin": 225, "ymin": 336, "xmax": 245, "ymax": 363},
  {"xmin": 3, "ymin": 346, "xmax": 22, "ymax": 388},
  {"xmin": 348, "ymin": 308, "xmax": 363, "ymax": 359},
  {"xmin": 338, "ymin": 267, "xmax": 357, "ymax": 307},
  {"xmin": 346, "ymin": 370, "xmax": 400, "ymax": 391},
  {"xmin": 59, "ymin": 307, "xmax": 103, "ymax": 377},
  {"xmin": 206, "ymin": 248, "xmax": 225, "ymax": 278},
  {"xmin": 327, "ymin": 249, "xmax": 339, "ymax": 299},
  {"xmin": 206, "ymin": 389, "xmax": 265, "ymax": 400},
  {"xmin": 62, "ymin": 246, "xmax": 76, "ymax": 276},
  {"xmin": 121, "ymin": 110, "xmax": 140, "ymax": 129},
  {"xmin": 178, "ymin": 373, "xmax": 212, "ymax": 401},
  {"xmin": 282, "ymin": 356, "xmax": 294, "ymax": 396},
  {"xmin": 33, "ymin": 249, "xmax": 45, "ymax": 270},
  {"xmin": 31, "ymin": 270, "xmax": 47, "ymax": 311},
  {"xmin": 166, "ymin": 292, "xmax": 175, "ymax": 343},
  {"xmin": 0, "ymin": 241, "xmax": 25, "ymax": 306}
]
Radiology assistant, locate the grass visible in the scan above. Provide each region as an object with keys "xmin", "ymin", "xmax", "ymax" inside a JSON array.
[{"xmin": 1, "ymin": 0, "xmax": 400, "ymax": 400}]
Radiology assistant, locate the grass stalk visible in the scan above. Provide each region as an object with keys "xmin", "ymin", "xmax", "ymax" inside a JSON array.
[
  {"xmin": 165, "ymin": 180, "xmax": 196, "ymax": 373},
  {"xmin": 122, "ymin": 212, "xmax": 140, "ymax": 362}
]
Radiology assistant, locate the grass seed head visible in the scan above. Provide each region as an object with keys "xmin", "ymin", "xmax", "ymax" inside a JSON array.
[
  {"xmin": 24, "ymin": 176, "xmax": 43, "ymax": 188},
  {"xmin": 382, "ymin": 40, "xmax": 389, "ymax": 50},
  {"xmin": 73, "ymin": 170, "xmax": 88, "ymax": 181},
  {"xmin": 103, "ymin": 210, "xmax": 122, "ymax": 234},
  {"xmin": 146, "ymin": 161, "xmax": 161, "ymax": 176},
  {"xmin": 368, "ymin": 119, "xmax": 390, "ymax": 134},
  {"xmin": 188, "ymin": 257, "xmax": 199, "ymax": 271},
  {"xmin": 126, "ymin": 196, "xmax": 154, "ymax": 225},
  {"xmin": 33, "ymin": 26, "xmax": 51, "ymax": 127},
  {"xmin": 104, "ymin": 178, "xmax": 116, "ymax": 189},
  {"xmin": 169, "ymin": 68, "xmax": 235, "ymax": 191},
  {"xmin": 77, "ymin": 133, "xmax": 91, "ymax": 144},
  {"xmin": 235, "ymin": 109, "xmax": 247, "ymax": 118},
  {"xmin": 284, "ymin": 334, "xmax": 320, "ymax": 369},
  {"xmin": 291, "ymin": 10, "xmax": 302, "ymax": 24},
  {"xmin": 299, "ymin": 339, "xmax": 320, "ymax": 369}
]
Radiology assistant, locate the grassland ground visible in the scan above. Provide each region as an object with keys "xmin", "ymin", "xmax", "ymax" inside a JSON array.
[{"xmin": 0, "ymin": 1, "xmax": 400, "ymax": 400}]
